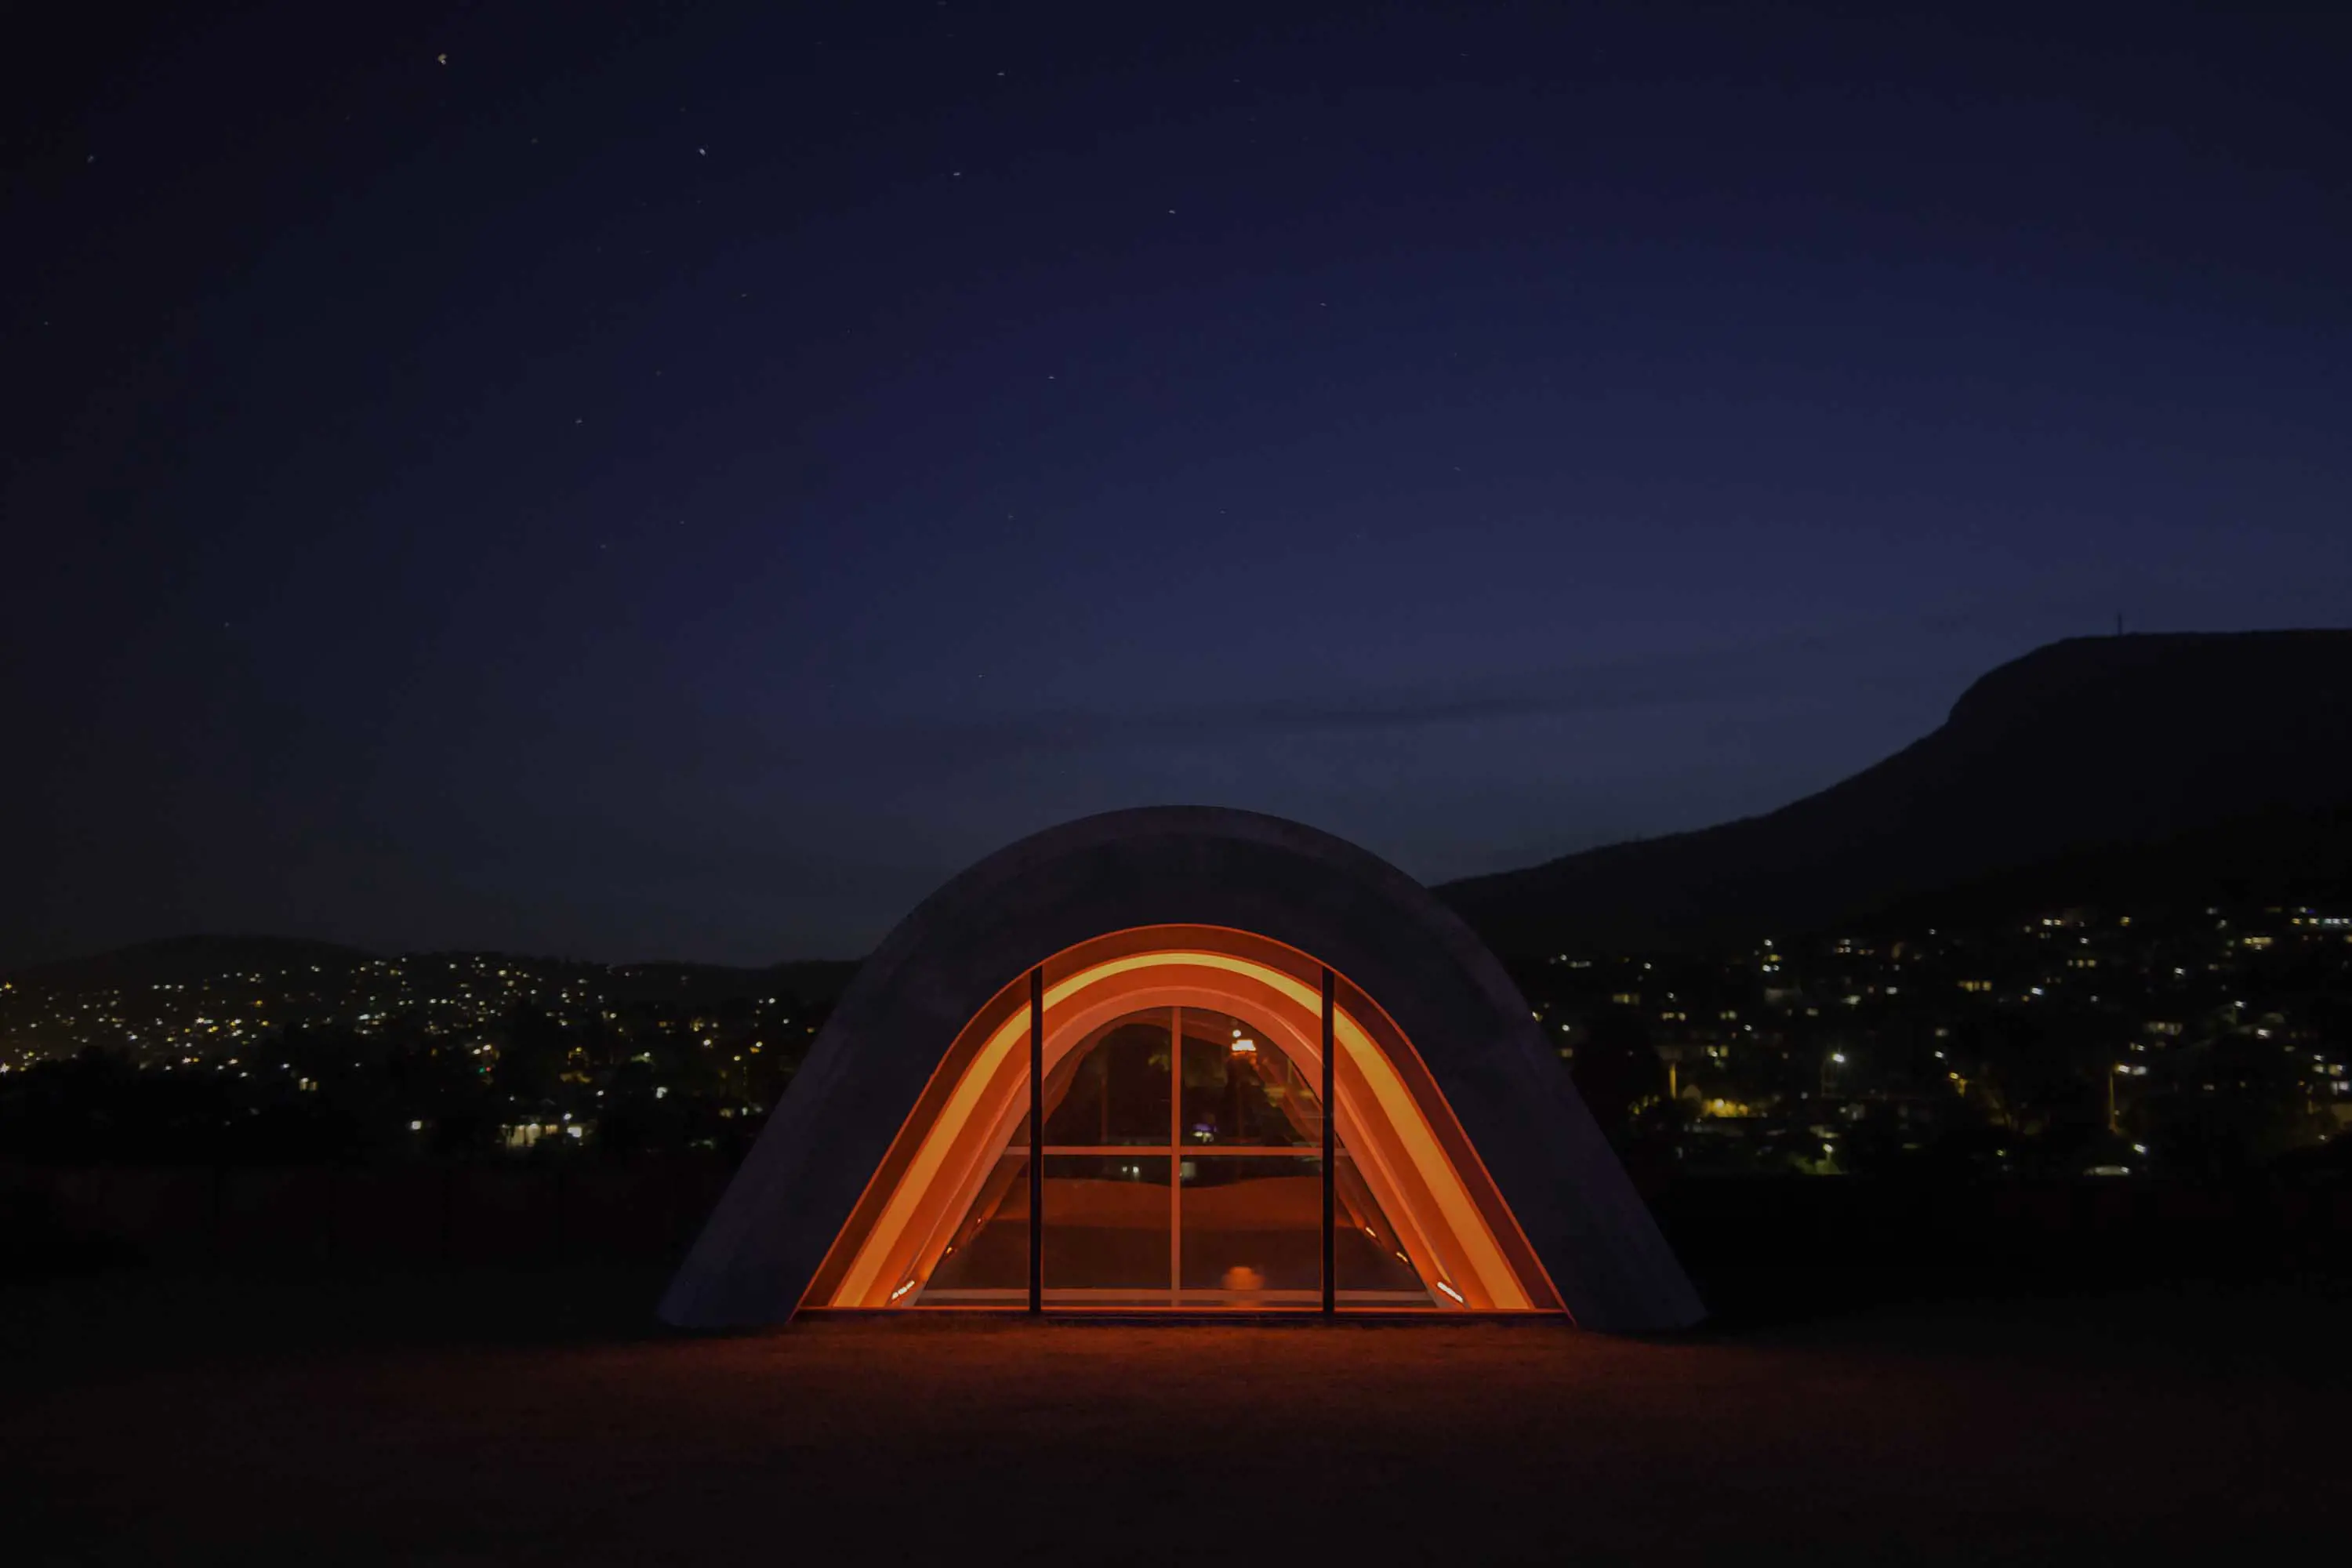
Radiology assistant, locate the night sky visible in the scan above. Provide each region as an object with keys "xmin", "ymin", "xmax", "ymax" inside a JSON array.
[{"xmin": 5, "ymin": 2, "xmax": 2347, "ymax": 968}]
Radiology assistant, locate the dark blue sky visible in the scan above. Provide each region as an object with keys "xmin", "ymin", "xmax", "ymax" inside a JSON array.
[{"xmin": 5, "ymin": 1, "xmax": 2347, "ymax": 967}]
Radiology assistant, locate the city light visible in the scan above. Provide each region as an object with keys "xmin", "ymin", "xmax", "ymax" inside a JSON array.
[{"xmin": 4, "ymin": 897, "xmax": 2343, "ymax": 1178}]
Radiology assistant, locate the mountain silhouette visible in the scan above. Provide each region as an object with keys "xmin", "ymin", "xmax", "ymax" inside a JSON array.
[
  {"xmin": 17, "ymin": 633, "xmax": 2351, "ymax": 978},
  {"xmin": 1438, "ymin": 630, "xmax": 2352, "ymax": 956}
]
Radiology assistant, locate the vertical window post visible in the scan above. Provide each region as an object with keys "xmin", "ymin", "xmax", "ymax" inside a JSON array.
[
  {"xmin": 1029, "ymin": 965, "xmax": 1044, "ymax": 1316},
  {"xmin": 1322, "ymin": 966, "xmax": 1336, "ymax": 1316},
  {"xmin": 1170, "ymin": 1006, "xmax": 1182, "ymax": 1306}
]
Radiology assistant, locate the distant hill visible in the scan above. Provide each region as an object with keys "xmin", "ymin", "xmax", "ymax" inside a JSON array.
[
  {"xmin": 762, "ymin": 959, "xmax": 865, "ymax": 1007},
  {"xmin": 1438, "ymin": 631, "xmax": 2352, "ymax": 956},
  {"xmin": 598, "ymin": 957, "xmax": 863, "ymax": 1008},
  {"xmin": 5, "ymin": 935, "xmax": 378, "ymax": 990},
  {"xmin": 4, "ymin": 936, "xmax": 863, "ymax": 1009},
  {"xmin": 18, "ymin": 632, "xmax": 2350, "ymax": 978}
]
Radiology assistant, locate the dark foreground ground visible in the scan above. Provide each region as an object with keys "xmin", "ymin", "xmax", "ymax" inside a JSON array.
[{"xmin": 2, "ymin": 1265, "xmax": 2346, "ymax": 1566}]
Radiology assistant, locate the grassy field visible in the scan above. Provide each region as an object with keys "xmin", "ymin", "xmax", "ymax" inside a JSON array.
[{"xmin": 2, "ymin": 1264, "xmax": 2344, "ymax": 1565}]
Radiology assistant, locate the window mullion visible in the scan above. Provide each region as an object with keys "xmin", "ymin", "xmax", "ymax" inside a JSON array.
[{"xmin": 1168, "ymin": 1004, "xmax": 1181, "ymax": 1305}]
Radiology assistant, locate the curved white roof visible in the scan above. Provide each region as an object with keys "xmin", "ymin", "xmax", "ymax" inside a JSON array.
[{"xmin": 659, "ymin": 806, "xmax": 1703, "ymax": 1332}]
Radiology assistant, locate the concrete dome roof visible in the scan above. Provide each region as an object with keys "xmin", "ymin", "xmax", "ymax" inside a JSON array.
[{"xmin": 660, "ymin": 806, "xmax": 1702, "ymax": 1332}]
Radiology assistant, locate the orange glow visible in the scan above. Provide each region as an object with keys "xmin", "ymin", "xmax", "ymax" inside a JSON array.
[{"xmin": 812, "ymin": 927, "xmax": 1559, "ymax": 1314}]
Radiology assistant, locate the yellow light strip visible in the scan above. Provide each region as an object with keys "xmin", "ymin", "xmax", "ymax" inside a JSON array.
[
  {"xmin": 1331, "ymin": 1007, "xmax": 1527, "ymax": 1308},
  {"xmin": 832, "ymin": 1006, "xmax": 1028, "ymax": 1308}
]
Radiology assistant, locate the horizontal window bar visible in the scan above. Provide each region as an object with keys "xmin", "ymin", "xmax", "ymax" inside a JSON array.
[
  {"xmin": 1038, "ymin": 1144, "xmax": 1321, "ymax": 1157},
  {"xmin": 913, "ymin": 1298, "xmax": 1430, "ymax": 1307}
]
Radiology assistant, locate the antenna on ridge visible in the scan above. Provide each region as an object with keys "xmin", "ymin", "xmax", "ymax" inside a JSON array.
[{"xmin": 2114, "ymin": 613, "xmax": 2125, "ymax": 637}]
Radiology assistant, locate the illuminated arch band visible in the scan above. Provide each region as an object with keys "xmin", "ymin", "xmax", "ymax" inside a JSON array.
[
  {"xmin": 659, "ymin": 807, "xmax": 1703, "ymax": 1330},
  {"xmin": 816, "ymin": 931, "xmax": 1543, "ymax": 1312}
]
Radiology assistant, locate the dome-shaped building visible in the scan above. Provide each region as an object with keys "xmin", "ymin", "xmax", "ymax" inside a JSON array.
[{"xmin": 660, "ymin": 808, "xmax": 1701, "ymax": 1330}]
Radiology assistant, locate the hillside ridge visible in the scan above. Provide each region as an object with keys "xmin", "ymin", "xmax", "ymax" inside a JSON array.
[{"xmin": 1438, "ymin": 630, "xmax": 2352, "ymax": 955}]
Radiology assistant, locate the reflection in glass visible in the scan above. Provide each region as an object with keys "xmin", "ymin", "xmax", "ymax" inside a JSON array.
[
  {"xmin": 920, "ymin": 1152, "xmax": 1029, "ymax": 1304},
  {"xmin": 1040, "ymin": 1154, "xmax": 1171, "ymax": 1303},
  {"xmin": 1179, "ymin": 1011, "xmax": 1320, "ymax": 1146},
  {"xmin": 1033, "ymin": 1016, "xmax": 1171, "ymax": 1147},
  {"xmin": 1179, "ymin": 1154, "xmax": 1322, "ymax": 1305}
]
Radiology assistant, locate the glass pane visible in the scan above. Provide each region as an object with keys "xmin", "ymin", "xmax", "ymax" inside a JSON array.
[
  {"xmin": 1178, "ymin": 1154, "xmax": 1322, "ymax": 1305},
  {"xmin": 1333, "ymin": 1152, "xmax": 1434, "ymax": 1306},
  {"xmin": 1033, "ymin": 1014, "xmax": 1171, "ymax": 1147},
  {"xmin": 1041, "ymin": 1154, "xmax": 1171, "ymax": 1304},
  {"xmin": 916, "ymin": 1152, "xmax": 1029, "ymax": 1305},
  {"xmin": 1179, "ymin": 1010, "xmax": 1319, "ymax": 1147}
]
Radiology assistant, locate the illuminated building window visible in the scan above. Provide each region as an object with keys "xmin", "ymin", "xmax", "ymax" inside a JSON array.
[{"xmin": 810, "ymin": 928, "xmax": 1550, "ymax": 1313}]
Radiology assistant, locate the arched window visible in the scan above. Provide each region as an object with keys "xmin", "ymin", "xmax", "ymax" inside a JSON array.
[{"xmin": 808, "ymin": 926, "xmax": 1558, "ymax": 1312}]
